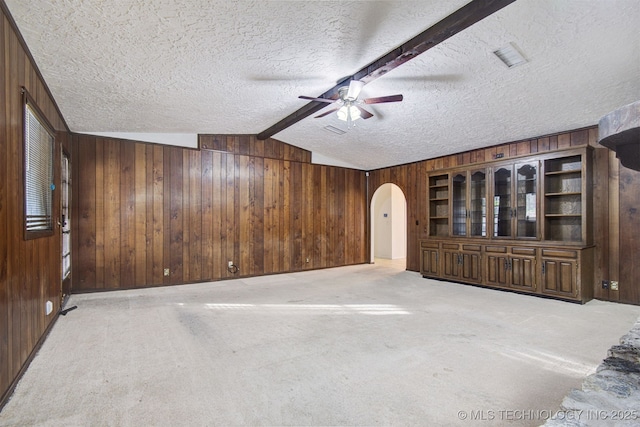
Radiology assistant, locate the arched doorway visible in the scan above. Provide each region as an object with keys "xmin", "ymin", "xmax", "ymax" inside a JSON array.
[{"xmin": 370, "ymin": 183, "xmax": 407, "ymax": 268}]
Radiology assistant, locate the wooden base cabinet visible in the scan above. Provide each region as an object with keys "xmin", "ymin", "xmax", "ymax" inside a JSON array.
[
  {"xmin": 441, "ymin": 243, "xmax": 482, "ymax": 283},
  {"xmin": 420, "ymin": 240, "xmax": 440, "ymax": 277},
  {"xmin": 420, "ymin": 240, "xmax": 593, "ymax": 303},
  {"xmin": 484, "ymin": 245, "xmax": 537, "ymax": 292},
  {"xmin": 540, "ymin": 247, "xmax": 594, "ymax": 302}
]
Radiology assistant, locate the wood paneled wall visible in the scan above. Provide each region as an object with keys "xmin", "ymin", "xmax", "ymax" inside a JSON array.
[
  {"xmin": 592, "ymin": 149, "xmax": 640, "ymax": 305},
  {"xmin": 70, "ymin": 134, "xmax": 367, "ymax": 291},
  {"xmin": 369, "ymin": 126, "xmax": 640, "ymax": 305},
  {"xmin": 1, "ymin": 5, "xmax": 69, "ymax": 406}
]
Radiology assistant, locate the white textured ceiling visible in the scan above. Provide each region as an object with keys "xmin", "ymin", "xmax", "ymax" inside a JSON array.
[{"xmin": 5, "ymin": 0, "xmax": 640, "ymax": 170}]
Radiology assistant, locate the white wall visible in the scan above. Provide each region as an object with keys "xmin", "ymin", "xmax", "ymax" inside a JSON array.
[
  {"xmin": 371, "ymin": 183, "xmax": 406, "ymax": 260},
  {"xmin": 391, "ymin": 185, "xmax": 407, "ymax": 259}
]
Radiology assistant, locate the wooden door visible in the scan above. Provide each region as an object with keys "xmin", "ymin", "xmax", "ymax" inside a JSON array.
[
  {"xmin": 442, "ymin": 249, "xmax": 461, "ymax": 280},
  {"xmin": 421, "ymin": 247, "xmax": 439, "ymax": 277},
  {"xmin": 541, "ymin": 258, "xmax": 577, "ymax": 298},
  {"xmin": 461, "ymin": 251, "xmax": 482, "ymax": 283},
  {"xmin": 485, "ymin": 245, "xmax": 509, "ymax": 287},
  {"xmin": 510, "ymin": 256, "xmax": 536, "ymax": 291}
]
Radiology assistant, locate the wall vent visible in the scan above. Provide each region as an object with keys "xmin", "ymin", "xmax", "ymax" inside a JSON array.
[
  {"xmin": 493, "ymin": 43, "xmax": 527, "ymax": 68},
  {"xmin": 323, "ymin": 125, "xmax": 346, "ymax": 135}
]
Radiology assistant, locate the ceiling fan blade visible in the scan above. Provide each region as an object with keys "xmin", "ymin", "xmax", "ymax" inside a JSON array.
[
  {"xmin": 298, "ymin": 96, "xmax": 337, "ymax": 103},
  {"xmin": 314, "ymin": 108, "xmax": 339, "ymax": 118},
  {"xmin": 356, "ymin": 106, "xmax": 374, "ymax": 119},
  {"xmin": 363, "ymin": 94, "xmax": 403, "ymax": 104},
  {"xmin": 346, "ymin": 80, "xmax": 365, "ymax": 100}
]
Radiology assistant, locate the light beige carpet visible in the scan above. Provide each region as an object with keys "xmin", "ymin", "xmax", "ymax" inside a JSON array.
[{"xmin": 1, "ymin": 263, "xmax": 639, "ymax": 426}]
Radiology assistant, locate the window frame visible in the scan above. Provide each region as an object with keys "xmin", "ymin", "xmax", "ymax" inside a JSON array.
[{"xmin": 23, "ymin": 88, "xmax": 56, "ymax": 240}]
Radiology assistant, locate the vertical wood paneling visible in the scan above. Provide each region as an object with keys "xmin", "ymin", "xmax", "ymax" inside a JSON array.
[
  {"xmin": 151, "ymin": 146, "xmax": 164, "ymax": 285},
  {"xmin": 104, "ymin": 140, "xmax": 121, "ymax": 288},
  {"xmin": 618, "ymin": 166, "xmax": 639, "ymax": 304},
  {"xmin": 181, "ymin": 152, "xmax": 190, "ymax": 282},
  {"xmin": 95, "ymin": 140, "xmax": 105, "ymax": 289},
  {"xmin": 70, "ymin": 134, "xmax": 367, "ymax": 293},
  {"xmin": 252, "ymin": 157, "xmax": 264, "ymax": 275},
  {"xmin": 608, "ymin": 151, "xmax": 620, "ymax": 302},
  {"xmin": 120, "ymin": 143, "xmax": 135, "ymax": 287},
  {"xmin": 77, "ymin": 138, "xmax": 96, "ymax": 289},
  {"xmin": 169, "ymin": 147, "xmax": 183, "ymax": 282},
  {"xmin": 0, "ymin": 13, "xmax": 8, "ymax": 397},
  {"xmin": 135, "ymin": 144, "xmax": 148, "ymax": 286},
  {"xmin": 1, "ymin": 7, "xmax": 68, "ymax": 406},
  {"xmin": 592, "ymin": 147, "xmax": 610, "ymax": 301},
  {"xmin": 302, "ymin": 164, "xmax": 314, "ymax": 269},
  {"xmin": 224, "ymin": 154, "xmax": 235, "ymax": 277},
  {"xmin": 201, "ymin": 150, "xmax": 214, "ymax": 280},
  {"xmin": 211, "ymin": 152, "xmax": 223, "ymax": 280},
  {"xmin": 239, "ymin": 155, "xmax": 251, "ymax": 274},
  {"xmin": 189, "ymin": 150, "xmax": 202, "ymax": 282}
]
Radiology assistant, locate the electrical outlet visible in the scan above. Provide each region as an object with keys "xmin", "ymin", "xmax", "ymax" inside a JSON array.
[
  {"xmin": 602, "ymin": 280, "xmax": 609, "ymax": 289},
  {"xmin": 164, "ymin": 268, "xmax": 170, "ymax": 277},
  {"xmin": 611, "ymin": 281, "xmax": 619, "ymax": 291}
]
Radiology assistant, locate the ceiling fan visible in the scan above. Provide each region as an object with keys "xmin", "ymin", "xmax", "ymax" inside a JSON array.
[{"xmin": 298, "ymin": 80, "xmax": 403, "ymax": 123}]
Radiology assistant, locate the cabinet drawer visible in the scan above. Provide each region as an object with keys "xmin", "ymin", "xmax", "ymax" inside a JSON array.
[
  {"xmin": 442, "ymin": 243, "xmax": 460, "ymax": 250},
  {"xmin": 485, "ymin": 246, "xmax": 508, "ymax": 254},
  {"xmin": 542, "ymin": 249, "xmax": 578, "ymax": 259},
  {"xmin": 462, "ymin": 244, "xmax": 482, "ymax": 252},
  {"xmin": 512, "ymin": 247, "xmax": 536, "ymax": 256},
  {"xmin": 420, "ymin": 240, "xmax": 439, "ymax": 249}
]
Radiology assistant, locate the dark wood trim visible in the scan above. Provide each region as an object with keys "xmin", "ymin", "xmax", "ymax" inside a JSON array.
[
  {"xmin": 366, "ymin": 125, "xmax": 598, "ymax": 173},
  {"xmin": 256, "ymin": 0, "xmax": 516, "ymax": 140}
]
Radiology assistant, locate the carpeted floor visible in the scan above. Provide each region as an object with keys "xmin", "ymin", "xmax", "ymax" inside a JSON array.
[{"xmin": 1, "ymin": 262, "xmax": 639, "ymax": 426}]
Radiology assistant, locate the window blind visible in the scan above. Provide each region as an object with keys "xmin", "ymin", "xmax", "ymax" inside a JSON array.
[{"xmin": 25, "ymin": 103, "xmax": 54, "ymax": 233}]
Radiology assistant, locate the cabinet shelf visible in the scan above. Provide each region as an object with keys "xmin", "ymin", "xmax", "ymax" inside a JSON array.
[
  {"xmin": 545, "ymin": 213, "xmax": 581, "ymax": 218},
  {"xmin": 545, "ymin": 192, "xmax": 582, "ymax": 197},
  {"xmin": 545, "ymin": 170, "xmax": 581, "ymax": 176},
  {"xmin": 430, "ymin": 197, "xmax": 449, "ymax": 202},
  {"xmin": 430, "ymin": 216, "xmax": 449, "ymax": 220}
]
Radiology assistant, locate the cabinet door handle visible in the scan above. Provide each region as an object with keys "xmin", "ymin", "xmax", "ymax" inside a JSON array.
[
  {"xmin": 504, "ymin": 259, "xmax": 509, "ymax": 271},
  {"xmin": 542, "ymin": 263, "xmax": 546, "ymax": 275}
]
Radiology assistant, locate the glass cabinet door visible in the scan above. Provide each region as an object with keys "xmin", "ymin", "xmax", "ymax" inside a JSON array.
[
  {"xmin": 516, "ymin": 162, "xmax": 537, "ymax": 238},
  {"xmin": 469, "ymin": 170, "xmax": 487, "ymax": 236},
  {"xmin": 493, "ymin": 167, "xmax": 512, "ymax": 237},
  {"xmin": 452, "ymin": 173, "xmax": 467, "ymax": 236}
]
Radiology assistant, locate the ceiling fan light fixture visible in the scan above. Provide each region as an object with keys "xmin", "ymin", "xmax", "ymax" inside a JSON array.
[
  {"xmin": 345, "ymin": 80, "xmax": 365, "ymax": 100},
  {"xmin": 337, "ymin": 105, "xmax": 361, "ymax": 121}
]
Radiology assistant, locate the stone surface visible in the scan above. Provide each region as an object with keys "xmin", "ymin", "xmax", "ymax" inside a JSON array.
[{"xmin": 545, "ymin": 318, "xmax": 640, "ymax": 427}]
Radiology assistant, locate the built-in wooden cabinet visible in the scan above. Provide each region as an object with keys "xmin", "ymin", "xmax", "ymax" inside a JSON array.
[
  {"xmin": 441, "ymin": 243, "xmax": 482, "ymax": 283},
  {"xmin": 451, "ymin": 169, "xmax": 488, "ymax": 237},
  {"xmin": 543, "ymin": 153, "xmax": 589, "ymax": 243},
  {"xmin": 491, "ymin": 161, "xmax": 539, "ymax": 239},
  {"xmin": 420, "ymin": 240, "xmax": 440, "ymax": 277},
  {"xmin": 420, "ymin": 147, "xmax": 593, "ymax": 303},
  {"xmin": 485, "ymin": 245, "xmax": 537, "ymax": 292},
  {"xmin": 429, "ymin": 173, "xmax": 449, "ymax": 237}
]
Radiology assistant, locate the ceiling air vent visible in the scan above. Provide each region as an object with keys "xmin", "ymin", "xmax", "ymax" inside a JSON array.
[
  {"xmin": 493, "ymin": 43, "xmax": 527, "ymax": 68},
  {"xmin": 323, "ymin": 125, "xmax": 346, "ymax": 135}
]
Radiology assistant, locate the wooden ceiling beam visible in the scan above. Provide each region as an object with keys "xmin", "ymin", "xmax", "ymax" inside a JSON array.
[{"xmin": 257, "ymin": 0, "xmax": 517, "ymax": 141}]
